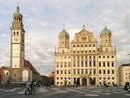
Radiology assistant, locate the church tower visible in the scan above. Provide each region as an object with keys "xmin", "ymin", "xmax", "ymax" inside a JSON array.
[
  {"xmin": 10, "ymin": 5, "xmax": 25, "ymax": 68},
  {"xmin": 58, "ymin": 28, "xmax": 69, "ymax": 53},
  {"xmin": 100, "ymin": 24, "xmax": 112, "ymax": 52}
]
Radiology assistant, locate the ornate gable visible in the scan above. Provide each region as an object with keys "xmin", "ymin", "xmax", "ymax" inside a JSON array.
[{"xmin": 72, "ymin": 29, "xmax": 97, "ymax": 43}]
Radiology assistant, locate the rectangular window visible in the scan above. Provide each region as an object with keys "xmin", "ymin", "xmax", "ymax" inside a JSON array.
[
  {"xmin": 68, "ymin": 62, "xmax": 70, "ymax": 67},
  {"xmin": 61, "ymin": 70, "xmax": 62, "ymax": 74},
  {"xmin": 90, "ymin": 70, "xmax": 92, "ymax": 74},
  {"xmin": 57, "ymin": 62, "xmax": 59, "ymax": 67},
  {"xmin": 73, "ymin": 61, "xmax": 75, "ymax": 67},
  {"xmin": 104, "ymin": 70, "xmax": 105, "ymax": 74},
  {"xmin": 99, "ymin": 62, "xmax": 101, "ymax": 67},
  {"xmin": 103, "ymin": 62, "xmax": 105, "ymax": 67},
  {"xmin": 65, "ymin": 70, "xmax": 67, "ymax": 74},
  {"xmin": 57, "ymin": 70, "xmax": 59, "ymax": 74},
  {"xmin": 85, "ymin": 45, "xmax": 87, "ymax": 47},
  {"xmin": 99, "ymin": 70, "xmax": 101, "ymax": 74},
  {"xmin": 112, "ymin": 62, "xmax": 114, "ymax": 67},
  {"xmin": 85, "ymin": 69, "xmax": 87, "ymax": 74},
  {"xmin": 78, "ymin": 69, "xmax": 80, "ymax": 74},
  {"xmin": 93, "ymin": 44, "xmax": 95, "ymax": 47},
  {"xmin": 68, "ymin": 70, "xmax": 70, "ymax": 74},
  {"xmin": 85, "ymin": 61, "xmax": 87, "ymax": 67},
  {"xmin": 94, "ymin": 61, "xmax": 95, "ymax": 67},
  {"xmin": 64, "ymin": 62, "xmax": 66, "ymax": 67},
  {"xmin": 73, "ymin": 45, "xmax": 75, "ymax": 47},
  {"xmin": 89, "ymin": 45, "xmax": 91, "ymax": 47},
  {"xmin": 60, "ymin": 62, "xmax": 62, "ymax": 67},
  {"xmin": 73, "ymin": 69, "xmax": 76, "ymax": 74},
  {"xmin": 81, "ymin": 45, "xmax": 83, "ymax": 47},
  {"xmin": 81, "ymin": 69, "xmax": 84, "ymax": 74},
  {"xmin": 82, "ymin": 61, "xmax": 84, "ymax": 67},
  {"xmin": 77, "ymin": 61, "xmax": 79, "ymax": 67},
  {"xmin": 108, "ymin": 62, "xmax": 109, "ymax": 67},
  {"xmin": 108, "ymin": 70, "xmax": 110, "ymax": 74},
  {"xmin": 90, "ymin": 61, "xmax": 91, "ymax": 67},
  {"xmin": 112, "ymin": 70, "xmax": 114, "ymax": 74},
  {"xmin": 103, "ymin": 56, "xmax": 105, "ymax": 58},
  {"xmin": 94, "ymin": 70, "xmax": 96, "ymax": 74}
]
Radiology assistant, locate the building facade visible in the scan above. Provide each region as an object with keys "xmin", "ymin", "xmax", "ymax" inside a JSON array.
[
  {"xmin": 54, "ymin": 25, "xmax": 117, "ymax": 86},
  {"xmin": 1, "ymin": 5, "xmax": 41, "ymax": 84},
  {"xmin": 119, "ymin": 64, "xmax": 130, "ymax": 86}
]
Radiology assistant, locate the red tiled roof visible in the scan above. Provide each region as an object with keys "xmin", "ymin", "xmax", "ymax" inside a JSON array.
[
  {"xmin": 24, "ymin": 60, "xmax": 39, "ymax": 74},
  {"xmin": 41, "ymin": 75, "xmax": 48, "ymax": 79}
]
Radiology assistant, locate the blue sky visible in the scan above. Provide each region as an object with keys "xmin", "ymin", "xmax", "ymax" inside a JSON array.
[{"xmin": 0, "ymin": 0, "xmax": 130, "ymax": 75}]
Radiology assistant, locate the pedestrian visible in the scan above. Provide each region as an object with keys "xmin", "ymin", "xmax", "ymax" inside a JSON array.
[
  {"xmin": 31, "ymin": 80, "xmax": 35, "ymax": 95},
  {"xmin": 25, "ymin": 81, "xmax": 31, "ymax": 95}
]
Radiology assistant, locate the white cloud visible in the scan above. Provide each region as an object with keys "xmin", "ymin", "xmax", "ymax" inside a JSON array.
[{"xmin": 1, "ymin": 34, "xmax": 7, "ymax": 38}]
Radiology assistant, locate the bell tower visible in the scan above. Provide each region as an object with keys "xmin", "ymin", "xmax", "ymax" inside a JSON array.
[
  {"xmin": 100, "ymin": 23, "xmax": 112, "ymax": 52},
  {"xmin": 58, "ymin": 28, "xmax": 69, "ymax": 53},
  {"xmin": 10, "ymin": 5, "xmax": 25, "ymax": 68}
]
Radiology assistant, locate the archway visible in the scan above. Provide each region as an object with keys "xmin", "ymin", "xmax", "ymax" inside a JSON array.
[
  {"xmin": 76, "ymin": 78, "xmax": 80, "ymax": 86},
  {"xmin": 82, "ymin": 78, "xmax": 87, "ymax": 86},
  {"xmin": 22, "ymin": 70, "xmax": 28, "ymax": 81}
]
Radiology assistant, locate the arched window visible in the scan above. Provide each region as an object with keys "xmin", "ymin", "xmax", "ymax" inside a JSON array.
[
  {"xmin": 13, "ymin": 31, "xmax": 15, "ymax": 36},
  {"xmin": 17, "ymin": 31, "xmax": 19, "ymax": 36},
  {"xmin": 17, "ymin": 17, "xmax": 18, "ymax": 21}
]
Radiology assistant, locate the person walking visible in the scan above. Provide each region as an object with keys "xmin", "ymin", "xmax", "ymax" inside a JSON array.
[
  {"xmin": 25, "ymin": 81, "xmax": 31, "ymax": 95},
  {"xmin": 31, "ymin": 80, "xmax": 35, "ymax": 95}
]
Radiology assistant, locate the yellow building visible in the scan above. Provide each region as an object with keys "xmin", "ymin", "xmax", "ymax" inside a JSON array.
[
  {"xmin": 54, "ymin": 25, "xmax": 117, "ymax": 86},
  {"xmin": 119, "ymin": 64, "xmax": 130, "ymax": 86}
]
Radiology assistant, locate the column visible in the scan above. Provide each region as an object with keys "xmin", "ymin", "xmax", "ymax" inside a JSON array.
[
  {"xmin": 80, "ymin": 77, "xmax": 82, "ymax": 86},
  {"xmin": 87, "ymin": 77, "xmax": 89, "ymax": 86}
]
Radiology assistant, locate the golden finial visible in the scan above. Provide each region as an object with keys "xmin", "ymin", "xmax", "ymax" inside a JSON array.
[{"xmin": 17, "ymin": 0, "xmax": 19, "ymax": 6}]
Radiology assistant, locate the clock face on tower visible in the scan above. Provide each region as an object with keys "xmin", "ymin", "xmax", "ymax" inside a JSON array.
[{"xmin": 14, "ymin": 37, "xmax": 19, "ymax": 42}]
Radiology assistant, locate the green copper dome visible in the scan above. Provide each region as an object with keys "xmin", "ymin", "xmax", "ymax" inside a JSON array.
[
  {"xmin": 59, "ymin": 29, "xmax": 69, "ymax": 36},
  {"xmin": 13, "ymin": 6, "xmax": 22, "ymax": 16},
  {"xmin": 100, "ymin": 26, "xmax": 111, "ymax": 35}
]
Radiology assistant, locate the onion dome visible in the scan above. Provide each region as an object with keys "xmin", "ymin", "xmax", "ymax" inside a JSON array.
[
  {"xmin": 13, "ymin": 6, "xmax": 23, "ymax": 16},
  {"xmin": 59, "ymin": 29, "xmax": 69, "ymax": 36},
  {"xmin": 100, "ymin": 25, "xmax": 111, "ymax": 35}
]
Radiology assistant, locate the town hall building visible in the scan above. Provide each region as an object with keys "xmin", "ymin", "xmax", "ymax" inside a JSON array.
[{"xmin": 54, "ymin": 25, "xmax": 117, "ymax": 86}]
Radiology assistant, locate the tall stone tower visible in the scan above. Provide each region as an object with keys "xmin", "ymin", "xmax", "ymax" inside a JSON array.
[
  {"xmin": 58, "ymin": 28, "xmax": 69, "ymax": 53},
  {"xmin": 100, "ymin": 24, "xmax": 112, "ymax": 52},
  {"xmin": 10, "ymin": 5, "xmax": 25, "ymax": 68}
]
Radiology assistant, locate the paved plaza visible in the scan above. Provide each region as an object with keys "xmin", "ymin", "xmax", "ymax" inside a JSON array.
[{"xmin": 0, "ymin": 86, "xmax": 130, "ymax": 98}]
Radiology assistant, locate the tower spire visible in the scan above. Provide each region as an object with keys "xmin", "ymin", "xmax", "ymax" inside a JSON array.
[
  {"xmin": 83, "ymin": 25, "xmax": 85, "ymax": 29},
  {"xmin": 105, "ymin": 22, "xmax": 106, "ymax": 28},
  {"xmin": 63, "ymin": 24, "xmax": 65, "ymax": 30}
]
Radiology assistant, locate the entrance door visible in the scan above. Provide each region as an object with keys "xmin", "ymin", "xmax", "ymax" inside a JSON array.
[
  {"xmin": 82, "ymin": 78, "xmax": 87, "ymax": 86},
  {"xmin": 65, "ymin": 81, "xmax": 67, "ymax": 86}
]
